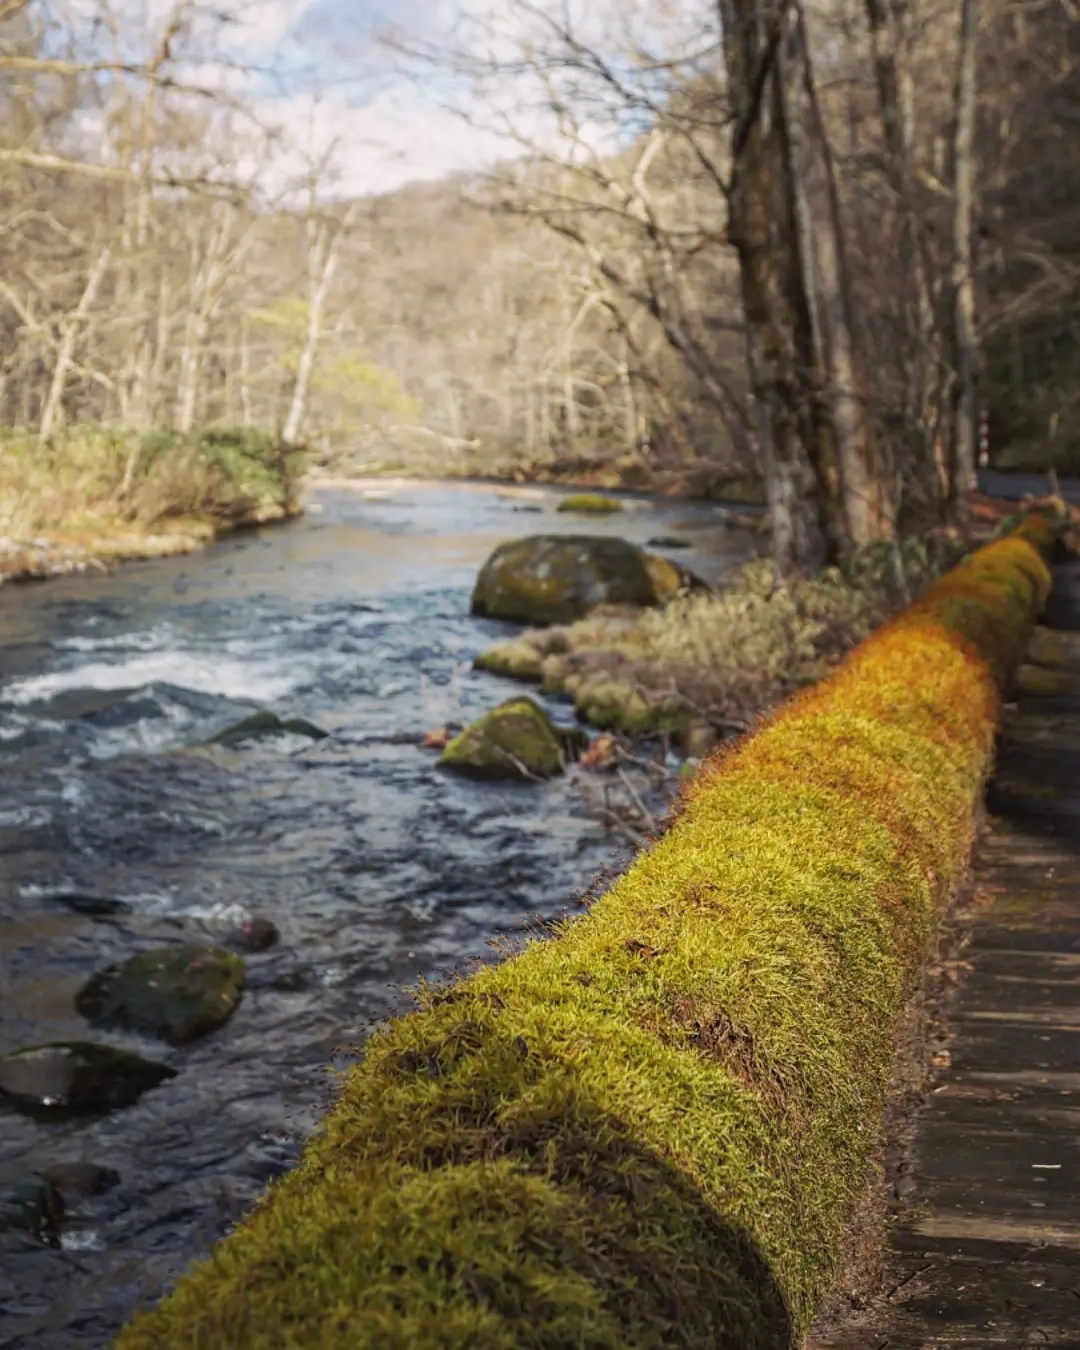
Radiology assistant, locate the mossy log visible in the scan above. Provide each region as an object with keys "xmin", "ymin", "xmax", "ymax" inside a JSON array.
[{"xmin": 116, "ymin": 516, "xmax": 1057, "ymax": 1349}]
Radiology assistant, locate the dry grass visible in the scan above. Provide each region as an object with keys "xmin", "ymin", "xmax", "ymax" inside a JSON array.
[{"xmin": 0, "ymin": 424, "xmax": 303, "ymax": 543}]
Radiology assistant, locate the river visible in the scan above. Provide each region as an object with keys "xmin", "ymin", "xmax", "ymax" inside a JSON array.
[{"xmin": 0, "ymin": 480, "xmax": 756, "ymax": 1348}]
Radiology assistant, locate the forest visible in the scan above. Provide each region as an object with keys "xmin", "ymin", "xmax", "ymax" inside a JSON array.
[{"xmin": 0, "ymin": 0, "xmax": 1078, "ymax": 575}]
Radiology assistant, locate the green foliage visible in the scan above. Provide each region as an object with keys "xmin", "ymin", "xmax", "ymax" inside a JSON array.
[{"xmin": 115, "ymin": 523, "xmax": 1054, "ymax": 1349}]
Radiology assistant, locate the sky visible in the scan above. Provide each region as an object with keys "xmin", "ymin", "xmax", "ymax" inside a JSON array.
[
  {"xmin": 153, "ymin": 0, "xmax": 714, "ymax": 200},
  {"xmin": 196, "ymin": 0, "xmax": 563, "ymax": 197},
  {"xmin": 58, "ymin": 0, "xmax": 714, "ymax": 200}
]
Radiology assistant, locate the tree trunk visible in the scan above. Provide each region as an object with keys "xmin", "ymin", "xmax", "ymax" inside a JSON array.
[
  {"xmin": 39, "ymin": 244, "xmax": 111, "ymax": 440},
  {"xmin": 791, "ymin": 1, "xmax": 894, "ymax": 546},
  {"xmin": 863, "ymin": 0, "xmax": 949, "ymax": 516},
  {"xmin": 950, "ymin": 0, "xmax": 979, "ymax": 511},
  {"xmin": 719, "ymin": 0, "xmax": 832, "ymax": 574}
]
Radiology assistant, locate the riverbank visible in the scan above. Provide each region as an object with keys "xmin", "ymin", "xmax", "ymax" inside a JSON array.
[{"xmin": 0, "ymin": 426, "xmax": 303, "ymax": 586}]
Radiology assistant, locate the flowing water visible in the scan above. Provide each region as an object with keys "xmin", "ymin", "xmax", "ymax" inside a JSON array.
[{"xmin": 0, "ymin": 481, "xmax": 756, "ymax": 1347}]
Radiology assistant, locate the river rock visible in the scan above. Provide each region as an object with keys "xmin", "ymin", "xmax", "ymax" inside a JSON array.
[
  {"xmin": 473, "ymin": 637, "xmax": 546, "ymax": 681},
  {"xmin": 43, "ymin": 1161, "xmax": 121, "ymax": 1199},
  {"xmin": 555, "ymin": 494, "xmax": 623, "ymax": 514},
  {"xmin": 646, "ymin": 535, "xmax": 692, "ymax": 549},
  {"xmin": 50, "ymin": 892, "xmax": 133, "ymax": 918},
  {"xmin": 642, "ymin": 552, "xmax": 709, "ymax": 602},
  {"xmin": 471, "ymin": 535, "xmax": 660, "ymax": 625},
  {"xmin": 438, "ymin": 696, "xmax": 587, "ymax": 780},
  {"xmin": 0, "ymin": 1042, "xmax": 177, "ymax": 1116},
  {"xmin": 226, "ymin": 916, "xmax": 280, "ymax": 954},
  {"xmin": 0, "ymin": 1168, "xmax": 64, "ymax": 1244},
  {"xmin": 209, "ymin": 711, "xmax": 328, "ymax": 748},
  {"xmin": 76, "ymin": 944, "xmax": 245, "ymax": 1045}
]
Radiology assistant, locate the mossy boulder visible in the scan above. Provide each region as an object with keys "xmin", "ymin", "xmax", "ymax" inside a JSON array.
[
  {"xmin": 555, "ymin": 494, "xmax": 623, "ymax": 514},
  {"xmin": 438, "ymin": 697, "xmax": 586, "ymax": 780},
  {"xmin": 471, "ymin": 535, "xmax": 660, "ymax": 625},
  {"xmin": 642, "ymin": 551, "xmax": 708, "ymax": 602},
  {"xmin": 76, "ymin": 945, "xmax": 246, "ymax": 1045},
  {"xmin": 0, "ymin": 1042, "xmax": 176, "ymax": 1116}
]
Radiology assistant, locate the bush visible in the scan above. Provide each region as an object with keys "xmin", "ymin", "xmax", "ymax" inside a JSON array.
[{"xmin": 116, "ymin": 517, "xmax": 1054, "ymax": 1350}]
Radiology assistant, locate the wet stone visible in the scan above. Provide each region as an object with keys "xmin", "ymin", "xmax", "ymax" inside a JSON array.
[
  {"xmin": 76, "ymin": 944, "xmax": 246, "ymax": 1045},
  {"xmin": 209, "ymin": 711, "xmax": 328, "ymax": 748},
  {"xmin": 0, "ymin": 1042, "xmax": 177, "ymax": 1116},
  {"xmin": 49, "ymin": 892, "xmax": 133, "ymax": 917},
  {"xmin": 225, "ymin": 916, "xmax": 280, "ymax": 954},
  {"xmin": 0, "ymin": 1168, "xmax": 64, "ymax": 1245},
  {"xmin": 43, "ymin": 1162, "xmax": 121, "ymax": 1200}
]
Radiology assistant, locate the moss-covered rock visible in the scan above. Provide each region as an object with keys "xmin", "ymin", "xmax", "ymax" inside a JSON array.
[
  {"xmin": 472, "ymin": 638, "xmax": 545, "ymax": 682},
  {"xmin": 642, "ymin": 551, "xmax": 708, "ymax": 603},
  {"xmin": 76, "ymin": 945, "xmax": 246, "ymax": 1045},
  {"xmin": 438, "ymin": 697, "xmax": 585, "ymax": 780},
  {"xmin": 471, "ymin": 535, "xmax": 661, "ymax": 625},
  {"xmin": 555, "ymin": 493, "xmax": 624, "ymax": 514},
  {"xmin": 0, "ymin": 1042, "xmax": 176, "ymax": 1117}
]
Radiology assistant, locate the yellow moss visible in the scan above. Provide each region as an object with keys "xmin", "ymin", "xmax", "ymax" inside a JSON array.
[{"xmin": 115, "ymin": 519, "xmax": 1055, "ymax": 1349}]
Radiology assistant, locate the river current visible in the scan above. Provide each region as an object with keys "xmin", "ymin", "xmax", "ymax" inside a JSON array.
[{"xmin": 0, "ymin": 480, "xmax": 755, "ymax": 1347}]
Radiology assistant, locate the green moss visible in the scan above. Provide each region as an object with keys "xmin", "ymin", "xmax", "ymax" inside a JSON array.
[
  {"xmin": 473, "ymin": 640, "xmax": 545, "ymax": 682},
  {"xmin": 438, "ymin": 697, "xmax": 582, "ymax": 780},
  {"xmin": 555, "ymin": 494, "xmax": 624, "ymax": 514},
  {"xmin": 116, "ymin": 521, "xmax": 1055, "ymax": 1349}
]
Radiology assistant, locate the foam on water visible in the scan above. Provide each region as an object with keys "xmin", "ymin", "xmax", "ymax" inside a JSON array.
[{"xmin": 2, "ymin": 650, "xmax": 305, "ymax": 706}]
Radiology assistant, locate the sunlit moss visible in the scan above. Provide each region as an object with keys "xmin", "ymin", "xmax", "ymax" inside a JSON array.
[{"xmin": 115, "ymin": 518, "xmax": 1054, "ymax": 1349}]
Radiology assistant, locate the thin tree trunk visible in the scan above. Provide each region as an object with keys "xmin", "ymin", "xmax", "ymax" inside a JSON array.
[
  {"xmin": 282, "ymin": 204, "xmax": 356, "ymax": 446},
  {"xmin": 792, "ymin": 1, "xmax": 893, "ymax": 546},
  {"xmin": 864, "ymin": 0, "xmax": 949, "ymax": 513},
  {"xmin": 39, "ymin": 244, "xmax": 112, "ymax": 440},
  {"xmin": 951, "ymin": 0, "xmax": 979, "ymax": 510}
]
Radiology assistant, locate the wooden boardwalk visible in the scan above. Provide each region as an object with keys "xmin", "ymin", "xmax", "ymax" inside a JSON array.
[{"xmin": 814, "ymin": 560, "xmax": 1080, "ymax": 1349}]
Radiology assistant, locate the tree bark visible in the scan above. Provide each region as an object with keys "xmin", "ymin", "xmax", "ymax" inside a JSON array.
[
  {"xmin": 39, "ymin": 244, "xmax": 112, "ymax": 440},
  {"xmin": 950, "ymin": 0, "xmax": 979, "ymax": 511},
  {"xmin": 719, "ymin": 0, "xmax": 831, "ymax": 574},
  {"xmin": 791, "ymin": 1, "xmax": 894, "ymax": 546}
]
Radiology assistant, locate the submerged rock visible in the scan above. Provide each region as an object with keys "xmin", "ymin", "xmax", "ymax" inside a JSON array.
[
  {"xmin": 471, "ymin": 535, "xmax": 658, "ymax": 625},
  {"xmin": 438, "ymin": 697, "xmax": 586, "ymax": 780},
  {"xmin": 49, "ymin": 892, "xmax": 132, "ymax": 918},
  {"xmin": 0, "ymin": 1042, "xmax": 176, "ymax": 1116},
  {"xmin": 555, "ymin": 494, "xmax": 623, "ymax": 514},
  {"xmin": 209, "ymin": 711, "xmax": 328, "ymax": 748},
  {"xmin": 76, "ymin": 944, "xmax": 245, "ymax": 1045},
  {"xmin": 0, "ymin": 1168, "xmax": 64, "ymax": 1244},
  {"xmin": 646, "ymin": 535, "xmax": 692, "ymax": 549},
  {"xmin": 43, "ymin": 1161, "xmax": 121, "ymax": 1199}
]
